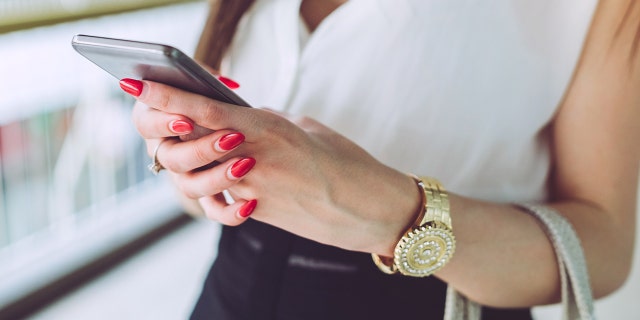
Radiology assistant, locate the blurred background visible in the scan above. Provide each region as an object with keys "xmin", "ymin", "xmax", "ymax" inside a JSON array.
[
  {"xmin": 0, "ymin": 0, "xmax": 638, "ymax": 319},
  {"xmin": 0, "ymin": 0, "xmax": 218, "ymax": 318}
]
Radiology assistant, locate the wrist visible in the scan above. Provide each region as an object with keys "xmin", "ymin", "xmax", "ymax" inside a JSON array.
[
  {"xmin": 372, "ymin": 176, "xmax": 457, "ymax": 277},
  {"xmin": 368, "ymin": 172, "xmax": 424, "ymax": 256}
]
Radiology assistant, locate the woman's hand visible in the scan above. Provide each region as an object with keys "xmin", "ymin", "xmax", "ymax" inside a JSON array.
[{"xmin": 127, "ymin": 79, "xmax": 421, "ymax": 255}]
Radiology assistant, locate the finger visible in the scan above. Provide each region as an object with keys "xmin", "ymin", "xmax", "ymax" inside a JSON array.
[
  {"xmin": 145, "ymin": 138, "xmax": 176, "ymax": 172},
  {"xmin": 198, "ymin": 195, "xmax": 257, "ymax": 226},
  {"xmin": 132, "ymin": 101, "xmax": 195, "ymax": 138},
  {"xmin": 193, "ymin": 63, "xmax": 240, "ymax": 89},
  {"xmin": 173, "ymin": 156, "xmax": 256, "ymax": 198},
  {"xmin": 157, "ymin": 130, "xmax": 246, "ymax": 173},
  {"xmin": 120, "ymin": 79, "xmax": 256, "ymax": 133},
  {"xmin": 217, "ymin": 75, "xmax": 240, "ymax": 89}
]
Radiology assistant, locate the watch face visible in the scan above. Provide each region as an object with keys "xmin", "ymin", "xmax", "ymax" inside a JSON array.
[{"xmin": 394, "ymin": 225, "xmax": 456, "ymax": 277}]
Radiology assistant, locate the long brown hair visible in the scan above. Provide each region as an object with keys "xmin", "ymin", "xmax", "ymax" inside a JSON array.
[{"xmin": 194, "ymin": 0, "xmax": 256, "ymax": 69}]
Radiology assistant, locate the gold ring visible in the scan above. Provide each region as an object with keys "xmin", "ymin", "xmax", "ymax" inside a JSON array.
[{"xmin": 148, "ymin": 139, "xmax": 168, "ymax": 175}]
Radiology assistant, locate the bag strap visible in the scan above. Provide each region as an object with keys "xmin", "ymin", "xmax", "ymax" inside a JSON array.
[
  {"xmin": 516, "ymin": 203, "xmax": 595, "ymax": 320},
  {"xmin": 444, "ymin": 286, "xmax": 481, "ymax": 320},
  {"xmin": 443, "ymin": 204, "xmax": 595, "ymax": 320}
]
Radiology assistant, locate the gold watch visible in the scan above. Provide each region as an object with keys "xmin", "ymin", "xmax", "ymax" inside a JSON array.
[{"xmin": 372, "ymin": 176, "xmax": 456, "ymax": 277}]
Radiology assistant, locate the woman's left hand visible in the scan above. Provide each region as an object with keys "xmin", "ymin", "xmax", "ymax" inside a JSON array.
[{"xmin": 129, "ymin": 80, "xmax": 420, "ymax": 255}]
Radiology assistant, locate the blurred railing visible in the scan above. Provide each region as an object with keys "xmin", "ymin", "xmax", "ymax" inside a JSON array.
[{"xmin": 0, "ymin": 0, "xmax": 208, "ymax": 313}]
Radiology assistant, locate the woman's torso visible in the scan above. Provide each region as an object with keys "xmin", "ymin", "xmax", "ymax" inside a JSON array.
[
  {"xmin": 224, "ymin": 0, "xmax": 597, "ymax": 202},
  {"xmin": 191, "ymin": 1, "xmax": 597, "ymax": 319}
]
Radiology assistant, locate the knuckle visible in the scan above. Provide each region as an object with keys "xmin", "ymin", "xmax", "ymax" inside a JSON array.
[
  {"xmin": 199, "ymin": 100, "xmax": 227, "ymax": 124},
  {"xmin": 161, "ymin": 154, "xmax": 182, "ymax": 172},
  {"xmin": 257, "ymin": 112, "xmax": 285, "ymax": 136},
  {"xmin": 190, "ymin": 141, "xmax": 212, "ymax": 164},
  {"xmin": 182, "ymin": 187, "xmax": 200, "ymax": 200},
  {"xmin": 154, "ymin": 88, "xmax": 174, "ymax": 112},
  {"xmin": 163, "ymin": 161, "xmax": 181, "ymax": 173},
  {"xmin": 174, "ymin": 176, "xmax": 199, "ymax": 199}
]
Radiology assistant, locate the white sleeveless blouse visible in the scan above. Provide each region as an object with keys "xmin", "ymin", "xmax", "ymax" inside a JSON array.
[{"xmin": 222, "ymin": 0, "xmax": 597, "ymax": 202}]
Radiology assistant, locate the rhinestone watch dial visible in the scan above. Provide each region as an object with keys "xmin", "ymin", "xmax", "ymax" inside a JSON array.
[{"xmin": 394, "ymin": 225, "xmax": 456, "ymax": 277}]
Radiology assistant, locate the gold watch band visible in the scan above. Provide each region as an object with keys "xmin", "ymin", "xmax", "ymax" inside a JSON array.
[
  {"xmin": 420, "ymin": 177, "xmax": 451, "ymax": 229},
  {"xmin": 372, "ymin": 175, "xmax": 455, "ymax": 277}
]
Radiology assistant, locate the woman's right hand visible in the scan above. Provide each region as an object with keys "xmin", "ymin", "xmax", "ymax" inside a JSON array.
[
  {"xmin": 127, "ymin": 72, "xmax": 244, "ymax": 219},
  {"xmin": 126, "ymin": 78, "xmax": 421, "ymax": 255}
]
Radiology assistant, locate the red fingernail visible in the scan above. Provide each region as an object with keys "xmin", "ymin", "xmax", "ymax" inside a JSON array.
[
  {"xmin": 119, "ymin": 78, "xmax": 143, "ymax": 97},
  {"xmin": 230, "ymin": 157, "xmax": 256, "ymax": 178},
  {"xmin": 238, "ymin": 199, "xmax": 257, "ymax": 218},
  {"xmin": 217, "ymin": 132, "xmax": 245, "ymax": 151},
  {"xmin": 218, "ymin": 76, "xmax": 240, "ymax": 89},
  {"xmin": 169, "ymin": 120, "xmax": 193, "ymax": 134}
]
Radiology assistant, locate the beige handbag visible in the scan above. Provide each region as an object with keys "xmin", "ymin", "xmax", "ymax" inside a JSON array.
[{"xmin": 443, "ymin": 204, "xmax": 596, "ymax": 320}]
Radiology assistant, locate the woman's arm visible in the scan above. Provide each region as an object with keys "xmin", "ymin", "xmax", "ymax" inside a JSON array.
[
  {"xmin": 436, "ymin": 0, "xmax": 640, "ymax": 307},
  {"xmin": 127, "ymin": 0, "xmax": 638, "ymax": 308},
  {"xmin": 551, "ymin": 0, "xmax": 639, "ymax": 301}
]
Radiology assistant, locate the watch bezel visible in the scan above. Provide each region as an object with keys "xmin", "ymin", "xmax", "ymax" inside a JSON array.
[{"xmin": 394, "ymin": 223, "xmax": 456, "ymax": 277}]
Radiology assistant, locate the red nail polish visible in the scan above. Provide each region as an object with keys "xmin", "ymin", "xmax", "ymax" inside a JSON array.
[
  {"xmin": 119, "ymin": 78, "xmax": 143, "ymax": 97},
  {"xmin": 238, "ymin": 199, "xmax": 257, "ymax": 218},
  {"xmin": 170, "ymin": 120, "xmax": 193, "ymax": 134},
  {"xmin": 218, "ymin": 76, "xmax": 240, "ymax": 89},
  {"xmin": 230, "ymin": 157, "xmax": 256, "ymax": 178},
  {"xmin": 217, "ymin": 133, "xmax": 245, "ymax": 151}
]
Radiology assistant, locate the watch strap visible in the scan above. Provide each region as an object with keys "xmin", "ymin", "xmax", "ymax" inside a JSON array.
[{"xmin": 420, "ymin": 177, "xmax": 452, "ymax": 229}]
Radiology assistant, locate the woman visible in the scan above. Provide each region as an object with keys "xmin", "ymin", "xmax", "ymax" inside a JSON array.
[{"xmin": 121, "ymin": 0, "xmax": 639, "ymax": 319}]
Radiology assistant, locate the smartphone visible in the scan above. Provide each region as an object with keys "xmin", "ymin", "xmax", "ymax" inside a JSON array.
[{"xmin": 71, "ymin": 34, "xmax": 251, "ymax": 107}]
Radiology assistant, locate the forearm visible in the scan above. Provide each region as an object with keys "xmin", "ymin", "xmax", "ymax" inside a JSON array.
[{"xmin": 432, "ymin": 194, "xmax": 635, "ymax": 308}]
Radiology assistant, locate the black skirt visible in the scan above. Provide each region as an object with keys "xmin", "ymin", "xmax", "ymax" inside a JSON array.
[{"xmin": 190, "ymin": 219, "xmax": 532, "ymax": 320}]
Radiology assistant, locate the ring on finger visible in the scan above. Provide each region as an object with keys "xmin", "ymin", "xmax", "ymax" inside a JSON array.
[{"xmin": 148, "ymin": 139, "xmax": 169, "ymax": 175}]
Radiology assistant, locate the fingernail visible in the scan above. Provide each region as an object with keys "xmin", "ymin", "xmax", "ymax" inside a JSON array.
[
  {"xmin": 216, "ymin": 132, "xmax": 245, "ymax": 151},
  {"xmin": 119, "ymin": 78, "xmax": 143, "ymax": 97},
  {"xmin": 218, "ymin": 76, "xmax": 240, "ymax": 89},
  {"xmin": 229, "ymin": 157, "xmax": 256, "ymax": 179},
  {"xmin": 237, "ymin": 199, "xmax": 257, "ymax": 218},
  {"xmin": 169, "ymin": 120, "xmax": 193, "ymax": 134}
]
